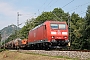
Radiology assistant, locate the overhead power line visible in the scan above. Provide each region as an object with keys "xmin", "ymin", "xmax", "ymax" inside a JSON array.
[
  {"xmin": 44, "ymin": 0, "xmax": 54, "ymax": 10},
  {"xmin": 53, "ymin": 12, "xmax": 61, "ymax": 20},
  {"xmin": 49, "ymin": 0, "xmax": 58, "ymax": 8},
  {"xmin": 52, "ymin": 0, "xmax": 74, "ymax": 21},
  {"xmin": 62, "ymin": 0, "xmax": 74, "ymax": 8},
  {"xmin": 39, "ymin": 0, "xmax": 47, "ymax": 9},
  {"xmin": 38, "ymin": 0, "xmax": 48, "ymax": 15},
  {"xmin": 38, "ymin": 0, "xmax": 75, "ymax": 21},
  {"xmin": 69, "ymin": 2, "xmax": 90, "ymax": 12}
]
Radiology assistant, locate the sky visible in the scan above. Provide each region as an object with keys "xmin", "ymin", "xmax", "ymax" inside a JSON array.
[{"xmin": 0, "ymin": 0, "xmax": 90, "ymax": 30}]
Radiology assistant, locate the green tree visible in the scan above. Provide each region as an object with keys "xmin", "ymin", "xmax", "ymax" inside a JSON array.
[
  {"xmin": 70, "ymin": 12, "xmax": 84, "ymax": 49},
  {"xmin": 84, "ymin": 5, "xmax": 90, "ymax": 39},
  {"xmin": 80, "ymin": 5, "xmax": 90, "ymax": 50},
  {"xmin": 35, "ymin": 12, "xmax": 55, "ymax": 24},
  {"xmin": 0, "ymin": 32, "xmax": 1, "ymax": 42},
  {"xmin": 52, "ymin": 8, "xmax": 69, "ymax": 22},
  {"xmin": 19, "ymin": 18, "xmax": 36, "ymax": 39}
]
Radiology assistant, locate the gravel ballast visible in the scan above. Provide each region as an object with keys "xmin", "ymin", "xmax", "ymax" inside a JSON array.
[{"xmin": 20, "ymin": 50, "xmax": 90, "ymax": 60}]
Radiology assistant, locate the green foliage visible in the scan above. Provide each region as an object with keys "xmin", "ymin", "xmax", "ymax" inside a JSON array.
[
  {"xmin": 84, "ymin": 5, "xmax": 90, "ymax": 39},
  {"xmin": 0, "ymin": 49, "xmax": 6, "ymax": 52},
  {"xmin": 19, "ymin": 18, "xmax": 36, "ymax": 39},
  {"xmin": 52, "ymin": 8, "xmax": 69, "ymax": 22},
  {"xmin": 0, "ymin": 32, "xmax": 1, "ymax": 42},
  {"xmin": 80, "ymin": 5, "xmax": 90, "ymax": 50},
  {"xmin": 69, "ymin": 12, "xmax": 85, "ymax": 49}
]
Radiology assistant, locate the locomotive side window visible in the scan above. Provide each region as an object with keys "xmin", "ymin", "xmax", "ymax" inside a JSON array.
[
  {"xmin": 43, "ymin": 25, "xmax": 46, "ymax": 30},
  {"xmin": 59, "ymin": 24, "xmax": 66, "ymax": 29},
  {"xmin": 50, "ymin": 24, "xmax": 58, "ymax": 29},
  {"xmin": 44, "ymin": 25, "xmax": 46, "ymax": 30}
]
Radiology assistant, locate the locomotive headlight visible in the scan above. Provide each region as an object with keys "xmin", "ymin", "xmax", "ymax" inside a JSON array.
[
  {"xmin": 64, "ymin": 36, "xmax": 67, "ymax": 38},
  {"xmin": 62, "ymin": 32, "xmax": 67, "ymax": 35},
  {"xmin": 51, "ymin": 32, "xmax": 56, "ymax": 34},
  {"xmin": 52, "ymin": 36, "xmax": 55, "ymax": 38}
]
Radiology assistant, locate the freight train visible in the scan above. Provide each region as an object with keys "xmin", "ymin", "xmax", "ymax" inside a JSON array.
[{"xmin": 1, "ymin": 20, "xmax": 70, "ymax": 49}]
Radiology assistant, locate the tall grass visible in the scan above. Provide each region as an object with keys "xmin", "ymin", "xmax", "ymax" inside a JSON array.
[{"xmin": 0, "ymin": 49, "xmax": 6, "ymax": 52}]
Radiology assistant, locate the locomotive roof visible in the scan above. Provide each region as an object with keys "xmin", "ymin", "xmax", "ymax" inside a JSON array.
[
  {"xmin": 45, "ymin": 20, "xmax": 66, "ymax": 23},
  {"xmin": 29, "ymin": 20, "xmax": 67, "ymax": 32},
  {"xmin": 30, "ymin": 23, "xmax": 44, "ymax": 31}
]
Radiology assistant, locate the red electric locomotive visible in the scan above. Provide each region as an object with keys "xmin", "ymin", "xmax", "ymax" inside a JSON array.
[{"xmin": 28, "ymin": 20, "xmax": 69, "ymax": 49}]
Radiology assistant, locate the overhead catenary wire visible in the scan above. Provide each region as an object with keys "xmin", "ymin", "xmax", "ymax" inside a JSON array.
[
  {"xmin": 38, "ymin": 0, "xmax": 53, "ymax": 13},
  {"xmin": 38, "ymin": 0, "xmax": 48, "ymax": 15},
  {"xmin": 37, "ymin": 0, "xmax": 89, "ymax": 21},
  {"xmin": 44, "ymin": 0, "xmax": 54, "ymax": 11},
  {"xmin": 37, "ymin": 0, "xmax": 60, "ymax": 21},
  {"xmin": 49, "ymin": 0, "xmax": 58, "ymax": 7},
  {"xmin": 37, "ymin": 0, "xmax": 75, "ymax": 21},
  {"xmin": 45, "ymin": 0, "xmax": 59, "ymax": 10},
  {"xmin": 68, "ymin": 2, "xmax": 90, "ymax": 12},
  {"xmin": 52, "ymin": 0, "xmax": 74, "ymax": 21},
  {"xmin": 62, "ymin": 0, "xmax": 74, "ymax": 8},
  {"xmin": 37, "ymin": 0, "xmax": 57, "ymax": 22},
  {"xmin": 39, "ymin": 0, "xmax": 75, "ymax": 21},
  {"xmin": 39, "ymin": 0, "xmax": 48, "ymax": 9},
  {"xmin": 66, "ymin": 2, "xmax": 90, "ymax": 18}
]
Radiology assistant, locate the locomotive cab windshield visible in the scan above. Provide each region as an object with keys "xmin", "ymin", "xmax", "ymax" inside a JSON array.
[{"xmin": 50, "ymin": 23, "xmax": 66, "ymax": 29}]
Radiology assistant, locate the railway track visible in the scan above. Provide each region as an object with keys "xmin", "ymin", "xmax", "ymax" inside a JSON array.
[
  {"xmin": 2, "ymin": 48, "xmax": 90, "ymax": 60},
  {"xmin": 47, "ymin": 49, "xmax": 90, "ymax": 52},
  {"xmin": 12, "ymin": 49, "xmax": 90, "ymax": 60}
]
